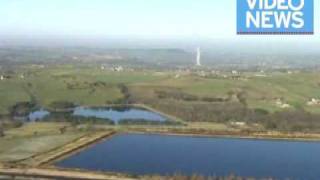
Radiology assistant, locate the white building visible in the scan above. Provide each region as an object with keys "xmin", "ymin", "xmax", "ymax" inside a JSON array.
[
  {"xmin": 232, "ymin": 70, "xmax": 238, "ymax": 75},
  {"xmin": 307, "ymin": 98, "xmax": 320, "ymax": 106},
  {"xmin": 275, "ymin": 99, "xmax": 291, "ymax": 109},
  {"xmin": 113, "ymin": 66, "xmax": 124, "ymax": 72},
  {"xmin": 231, "ymin": 121, "xmax": 246, "ymax": 126}
]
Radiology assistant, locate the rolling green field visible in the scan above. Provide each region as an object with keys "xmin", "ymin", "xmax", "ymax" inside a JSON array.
[
  {"xmin": 0, "ymin": 65, "xmax": 319, "ymax": 115},
  {"xmin": 0, "ymin": 65, "xmax": 167, "ymax": 114},
  {"xmin": 129, "ymin": 72, "xmax": 320, "ymax": 113},
  {"xmin": 0, "ymin": 80, "xmax": 31, "ymax": 114}
]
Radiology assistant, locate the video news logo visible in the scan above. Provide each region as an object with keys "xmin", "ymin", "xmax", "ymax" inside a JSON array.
[{"xmin": 237, "ymin": 0, "xmax": 314, "ymax": 35}]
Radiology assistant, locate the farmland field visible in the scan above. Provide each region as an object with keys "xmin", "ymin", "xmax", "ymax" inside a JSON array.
[
  {"xmin": 0, "ymin": 66, "xmax": 319, "ymax": 114},
  {"xmin": 0, "ymin": 122, "xmax": 85, "ymax": 162},
  {"xmin": 0, "ymin": 65, "xmax": 320, "ymax": 132}
]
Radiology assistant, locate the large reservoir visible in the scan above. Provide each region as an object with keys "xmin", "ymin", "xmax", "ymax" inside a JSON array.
[{"xmin": 56, "ymin": 134, "xmax": 320, "ymax": 179}]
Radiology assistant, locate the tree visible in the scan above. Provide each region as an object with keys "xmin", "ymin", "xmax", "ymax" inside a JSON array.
[
  {"xmin": 59, "ymin": 126, "xmax": 67, "ymax": 134},
  {"xmin": 0, "ymin": 125, "xmax": 5, "ymax": 137},
  {"xmin": 118, "ymin": 84, "xmax": 131, "ymax": 104},
  {"xmin": 237, "ymin": 91, "xmax": 248, "ymax": 107},
  {"xmin": 50, "ymin": 101, "xmax": 75, "ymax": 109}
]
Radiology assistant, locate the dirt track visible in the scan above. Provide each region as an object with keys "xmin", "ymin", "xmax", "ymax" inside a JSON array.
[{"xmin": 0, "ymin": 167, "xmax": 136, "ymax": 180}]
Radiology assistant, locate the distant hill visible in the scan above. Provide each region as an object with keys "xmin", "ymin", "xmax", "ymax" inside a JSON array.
[
  {"xmin": 0, "ymin": 47, "xmax": 194, "ymax": 68},
  {"xmin": 0, "ymin": 44, "xmax": 320, "ymax": 70}
]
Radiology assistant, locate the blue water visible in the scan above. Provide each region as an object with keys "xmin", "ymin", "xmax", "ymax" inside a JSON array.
[
  {"xmin": 28, "ymin": 109, "xmax": 50, "ymax": 121},
  {"xmin": 25, "ymin": 107, "xmax": 167, "ymax": 123},
  {"xmin": 56, "ymin": 134, "xmax": 320, "ymax": 180},
  {"xmin": 72, "ymin": 107, "xmax": 167, "ymax": 123}
]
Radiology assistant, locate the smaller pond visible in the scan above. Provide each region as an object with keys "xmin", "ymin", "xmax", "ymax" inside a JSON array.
[
  {"xmin": 20, "ymin": 106, "xmax": 168, "ymax": 124},
  {"xmin": 28, "ymin": 109, "xmax": 50, "ymax": 121},
  {"xmin": 73, "ymin": 107, "xmax": 167, "ymax": 123}
]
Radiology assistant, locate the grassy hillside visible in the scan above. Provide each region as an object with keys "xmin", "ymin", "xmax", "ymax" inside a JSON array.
[
  {"xmin": 0, "ymin": 80, "xmax": 31, "ymax": 114},
  {"xmin": 130, "ymin": 72, "xmax": 320, "ymax": 113},
  {"xmin": 0, "ymin": 66, "xmax": 167, "ymax": 114},
  {"xmin": 0, "ymin": 65, "xmax": 319, "ymax": 116}
]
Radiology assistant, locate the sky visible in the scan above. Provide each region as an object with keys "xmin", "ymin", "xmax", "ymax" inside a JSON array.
[{"xmin": 0, "ymin": 0, "xmax": 319, "ymax": 42}]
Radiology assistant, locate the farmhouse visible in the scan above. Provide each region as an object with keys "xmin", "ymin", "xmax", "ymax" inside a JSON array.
[
  {"xmin": 114, "ymin": 66, "xmax": 124, "ymax": 72},
  {"xmin": 0, "ymin": 75, "xmax": 10, "ymax": 81},
  {"xmin": 307, "ymin": 98, "xmax": 320, "ymax": 106},
  {"xmin": 275, "ymin": 99, "xmax": 291, "ymax": 109},
  {"xmin": 230, "ymin": 121, "xmax": 246, "ymax": 126}
]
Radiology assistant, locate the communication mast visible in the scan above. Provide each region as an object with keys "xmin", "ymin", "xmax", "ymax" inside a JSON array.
[{"xmin": 196, "ymin": 47, "xmax": 201, "ymax": 66}]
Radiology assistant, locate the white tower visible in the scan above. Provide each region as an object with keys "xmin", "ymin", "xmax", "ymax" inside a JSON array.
[{"xmin": 196, "ymin": 47, "xmax": 201, "ymax": 66}]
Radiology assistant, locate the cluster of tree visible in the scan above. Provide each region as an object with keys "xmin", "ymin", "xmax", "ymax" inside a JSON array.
[
  {"xmin": 155, "ymin": 90, "xmax": 246, "ymax": 104},
  {"xmin": 72, "ymin": 116, "xmax": 115, "ymax": 125},
  {"xmin": 151, "ymin": 102, "xmax": 249, "ymax": 123},
  {"xmin": 90, "ymin": 81, "xmax": 111, "ymax": 88},
  {"xmin": 201, "ymin": 97, "xmax": 227, "ymax": 103},
  {"xmin": 59, "ymin": 126, "xmax": 68, "ymax": 134},
  {"xmin": 66, "ymin": 81, "xmax": 112, "ymax": 90},
  {"xmin": 105, "ymin": 98, "xmax": 128, "ymax": 105},
  {"xmin": 9, "ymin": 102, "xmax": 37, "ymax": 116},
  {"xmin": 118, "ymin": 119, "xmax": 183, "ymax": 126},
  {"xmin": 118, "ymin": 84, "xmax": 131, "ymax": 104},
  {"xmin": 262, "ymin": 110, "xmax": 320, "ymax": 132},
  {"xmin": 150, "ymin": 101, "xmax": 320, "ymax": 133},
  {"xmin": 66, "ymin": 81, "xmax": 89, "ymax": 90},
  {"xmin": 42, "ymin": 112, "xmax": 115, "ymax": 125},
  {"xmin": 0, "ymin": 124, "xmax": 4, "ymax": 137},
  {"xmin": 92, "ymin": 106, "xmax": 132, "ymax": 112},
  {"xmin": 156, "ymin": 90, "xmax": 199, "ymax": 102},
  {"xmin": 117, "ymin": 85, "xmax": 320, "ymax": 132},
  {"xmin": 49, "ymin": 101, "xmax": 76, "ymax": 111}
]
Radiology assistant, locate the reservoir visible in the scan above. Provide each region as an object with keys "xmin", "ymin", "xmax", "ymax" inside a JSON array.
[
  {"xmin": 28, "ymin": 109, "xmax": 50, "ymax": 121},
  {"xmin": 24, "ymin": 107, "xmax": 167, "ymax": 123},
  {"xmin": 56, "ymin": 134, "xmax": 320, "ymax": 179},
  {"xmin": 72, "ymin": 107, "xmax": 167, "ymax": 123}
]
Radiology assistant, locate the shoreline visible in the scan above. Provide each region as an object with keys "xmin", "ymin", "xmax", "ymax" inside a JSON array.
[
  {"xmin": 41, "ymin": 129, "xmax": 320, "ymax": 167},
  {"xmin": 1, "ymin": 129, "xmax": 320, "ymax": 180},
  {"xmin": 0, "ymin": 167, "xmax": 136, "ymax": 180},
  {"xmin": 6, "ymin": 103, "xmax": 320, "ymax": 143},
  {"xmin": 125, "ymin": 128, "xmax": 320, "ymax": 142}
]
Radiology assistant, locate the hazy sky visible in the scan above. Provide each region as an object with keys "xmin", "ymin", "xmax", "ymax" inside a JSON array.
[{"xmin": 0, "ymin": 0, "xmax": 319, "ymax": 41}]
